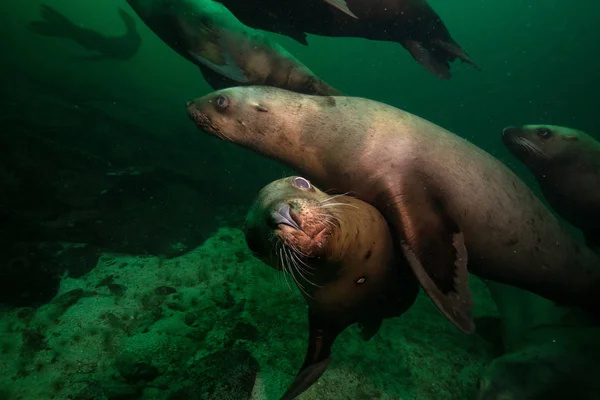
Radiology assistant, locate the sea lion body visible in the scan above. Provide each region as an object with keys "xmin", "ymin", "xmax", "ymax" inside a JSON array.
[
  {"xmin": 126, "ymin": 0, "xmax": 340, "ymax": 95},
  {"xmin": 215, "ymin": 0, "xmax": 479, "ymax": 79},
  {"xmin": 502, "ymin": 125, "xmax": 600, "ymax": 250},
  {"xmin": 187, "ymin": 86, "xmax": 600, "ymax": 333},
  {"xmin": 245, "ymin": 176, "xmax": 419, "ymax": 399},
  {"xmin": 477, "ymin": 281, "xmax": 600, "ymax": 400}
]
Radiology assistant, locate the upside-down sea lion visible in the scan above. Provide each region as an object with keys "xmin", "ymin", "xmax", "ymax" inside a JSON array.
[
  {"xmin": 245, "ymin": 176, "xmax": 419, "ymax": 400},
  {"xmin": 186, "ymin": 86, "xmax": 600, "ymax": 333},
  {"xmin": 502, "ymin": 124, "xmax": 600, "ymax": 250},
  {"xmin": 476, "ymin": 281, "xmax": 600, "ymax": 400},
  {"xmin": 126, "ymin": 0, "xmax": 340, "ymax": 95},
  {"xmin": 215, "ymin": 0, "xmax": 480, "ymax": 79}
]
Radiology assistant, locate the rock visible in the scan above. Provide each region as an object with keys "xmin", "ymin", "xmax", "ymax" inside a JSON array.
[{"xmin": 116, "ymin": 354, "xmax": 160, "ymax": 384}]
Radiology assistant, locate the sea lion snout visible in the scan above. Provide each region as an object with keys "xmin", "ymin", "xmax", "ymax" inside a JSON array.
[
  {"xmin": 271, "ymin": 203, "xmax": 301, "ymax": 230},
  {"xmin": 502, "ymin": 126, "xmax": 518, "ymax": 138}
]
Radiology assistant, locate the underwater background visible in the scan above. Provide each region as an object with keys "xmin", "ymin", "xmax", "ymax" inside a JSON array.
[{"xmin": 1, "ymin": 0, "xmax": 599, "ymax": 399}]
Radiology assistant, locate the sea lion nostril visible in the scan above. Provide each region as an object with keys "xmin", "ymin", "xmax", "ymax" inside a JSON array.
[
  {"xmin": 271, "ymin": 203, "xmax": 301, "ymax": 230},
  {"xmin": 185, "ymin": 100, "xmax": 193, "ymax": 107}
]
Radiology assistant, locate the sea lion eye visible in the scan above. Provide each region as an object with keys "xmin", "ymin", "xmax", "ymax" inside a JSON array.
[
  {"xmin": 214, "ymin": 95, "xmax": 229, "ymax": 110},
  {"xmin": 536, "ymin": 128, "xmax": 551, "ymax": 139},
  {"xmin": 293, "ymin": 177, "xmax": 312, "ymax": 190}
]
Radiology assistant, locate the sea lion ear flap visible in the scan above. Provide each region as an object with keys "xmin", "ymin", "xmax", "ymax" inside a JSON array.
[
  {"xmin": 279, "ymin": 311, "xmax": 341, "ymax": 400},
  {"xmin": 562, "ymin": 135, "xmax": 579, "ymax": 142},
  {"xmin": 390, "ymin": 176, "xmax": 475, "ymax": 334}
]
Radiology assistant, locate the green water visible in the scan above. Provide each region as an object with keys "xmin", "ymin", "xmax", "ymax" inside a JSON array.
[{"xmin": 1, "ymin": 0, "xmax": 599, "ymax": 399}]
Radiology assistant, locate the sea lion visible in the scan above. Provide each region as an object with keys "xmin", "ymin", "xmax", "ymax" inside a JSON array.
[
  {"xmin": 476, "ymin": 281, "xmax": 600, "ymax": 400},
  {"xmin": 245, "ymin": 176, "xmax": 419, "ymax": 400},
  {"xmin": 215, "ymin": 0, "xmax": 480, "ymax": 79},
  {"xmin": 502, "ymin": 125, "xmax": 600, "ymax": 250},
  {"xmin": 29, "ymin": 5, "xmax": 141, "ymax": 60},
  {"xmin": 186, "ymin": 86, "xmax": 600, "ymax": 333},
  {"xmin": 125, "ymin": 0, "xmax": 340, "ymax": 95}
]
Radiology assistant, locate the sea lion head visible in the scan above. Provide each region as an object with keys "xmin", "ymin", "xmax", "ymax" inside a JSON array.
[
  {"xmin": 244, "ymin": 176, "xmax": 341, "ymax": 276},
  {"xmin": 501, "ymin": 125, "xmax": 586, "ymax": 170},
  {"xmin": 186, "ymin": 86, "xmax": 319, "ymax": 161}
]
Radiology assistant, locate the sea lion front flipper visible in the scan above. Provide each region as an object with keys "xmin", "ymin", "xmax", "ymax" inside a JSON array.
[
  {"xmin": 280, "ymin": 311, "xmax": 342, "ymax": 400},
  {"xmin": 387, "ymin": 173, "xmax": 475, "ymax": 333},
  {"xmin": 323, "ymin": 0, "xmax": 358, "ymax": 19},
  {"xmin": 178, "ymin": 15, "xmax": 249, "ymax": 83}
]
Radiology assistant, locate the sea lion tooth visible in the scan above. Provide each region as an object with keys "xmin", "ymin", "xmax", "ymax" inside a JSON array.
[
  {"xmin": 244, "ymin": 176, "xmax": 419, "ymax": 399},
  {"xmin": 187, "ymin": 86, "xmax": 600, "ymax": 332}
]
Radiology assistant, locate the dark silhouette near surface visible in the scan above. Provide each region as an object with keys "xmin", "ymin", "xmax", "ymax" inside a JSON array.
[{"xmin": 29, "ymin": 4, "xmax": 141, "ymax": 60}]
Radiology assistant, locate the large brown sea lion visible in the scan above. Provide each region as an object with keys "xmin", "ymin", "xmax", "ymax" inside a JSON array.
[
  {"xmin": 245, "ymin": 176, "xmax": 419, "ymax": 400},
  {"xmin": 215, "ymin": 0, "xmax": 480, "ymax": 79},
  {"xmin": 502, "ymin": 124, "xmax": 600, "ymax": 251},
  {"xmin": 476, "ymin": 281, "xmax": 600, "ymax": 400},
  {"xmin": 186, "ymin": 86, "xmax": 600, "ymax": 333},
  {"xmin": 125, "ymin": 0, "xmax": 340, "ymax": 95}
]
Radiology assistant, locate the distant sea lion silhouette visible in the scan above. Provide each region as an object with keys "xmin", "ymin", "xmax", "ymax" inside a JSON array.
[
  {"xmin": 215, "ymin": 0, "xmax": 480, "ymax": 79},
  {"xmin": 244, "ymin": 176, "xmax": 419, "ymax": 400},
  {"xmin": 502, "ymin": 124, "xmax": 600, "ymax": 251},
  {"xmin": 126, "ymin": 0, "xmax": 341, "ymax": 95},
  {"xmin": 29, "ymin": 5, "xmax": 141, "ymax": 60},
  {"xmin": 477, "ymin": 281, "xmax": 600, "ymax": 400},
  {"xmin": 187, "ymin": 86, "xmax": 600, "ymax": 332}
]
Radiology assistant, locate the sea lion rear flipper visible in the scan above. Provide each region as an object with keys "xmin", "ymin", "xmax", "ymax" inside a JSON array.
[
  {"xmin": 433, "ymin": 39, "xmax": 481, "ymax": 71},
  {"xmin": 402, "ymin": 40, "xmax": 451, "ymax": 80},
  {"xmin": 280, "ymin": 311, "xmax": 342, "ymax": 400},
  {"xmin": 387, "ymin": 173, "xmax": 475, "ymax": 333},
  {"xmin": 323, "ymin": 0, "xmax": 358, "ymax": 19}
]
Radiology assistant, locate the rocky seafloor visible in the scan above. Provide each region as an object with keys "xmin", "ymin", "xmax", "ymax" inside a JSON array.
[{"xmin": 0, "ymin": 227, "xmax": 501, "ymax": 400}]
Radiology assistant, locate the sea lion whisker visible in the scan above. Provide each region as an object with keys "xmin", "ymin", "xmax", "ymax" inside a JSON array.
[
  {"xmin": 290, "ymin": 253, "xmax": 322, "ymax": 289},
  {"xmin": 319, "ymin": 192, "xmax": 352, "ymax": 204},
  {"xmin": 278, "ymin": 245, "xmax": 293, "ymax": 292},
  {"xmin": 285, "ymin": 248, "xmax": 314, "ymax": 299},
  {"xmin": 287, "ymin": 247, "xmax": 312, "ymax": 278},
  {"xmin": 319, "ymin": 202, "xmax": 360, "ymax": 209},
  {"xmin": 288, "ymin": 246, "xmax": 316, "ymax": 270},
  {"xmin": 514, "ymin": 137, "xmax": 549, "ymax": 160},
  {"xmin": 288, "ymin": 243, "xmax": 313, "ymax": 260},
  {"xmin": 289, "ymin": 251, "xmax": 315, "ymax": 276}
]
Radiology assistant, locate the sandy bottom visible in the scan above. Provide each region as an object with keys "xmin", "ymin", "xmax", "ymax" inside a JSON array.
[{"xmin": 0, "ymin": 227, "xmax": 499, "ymax": 400}]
